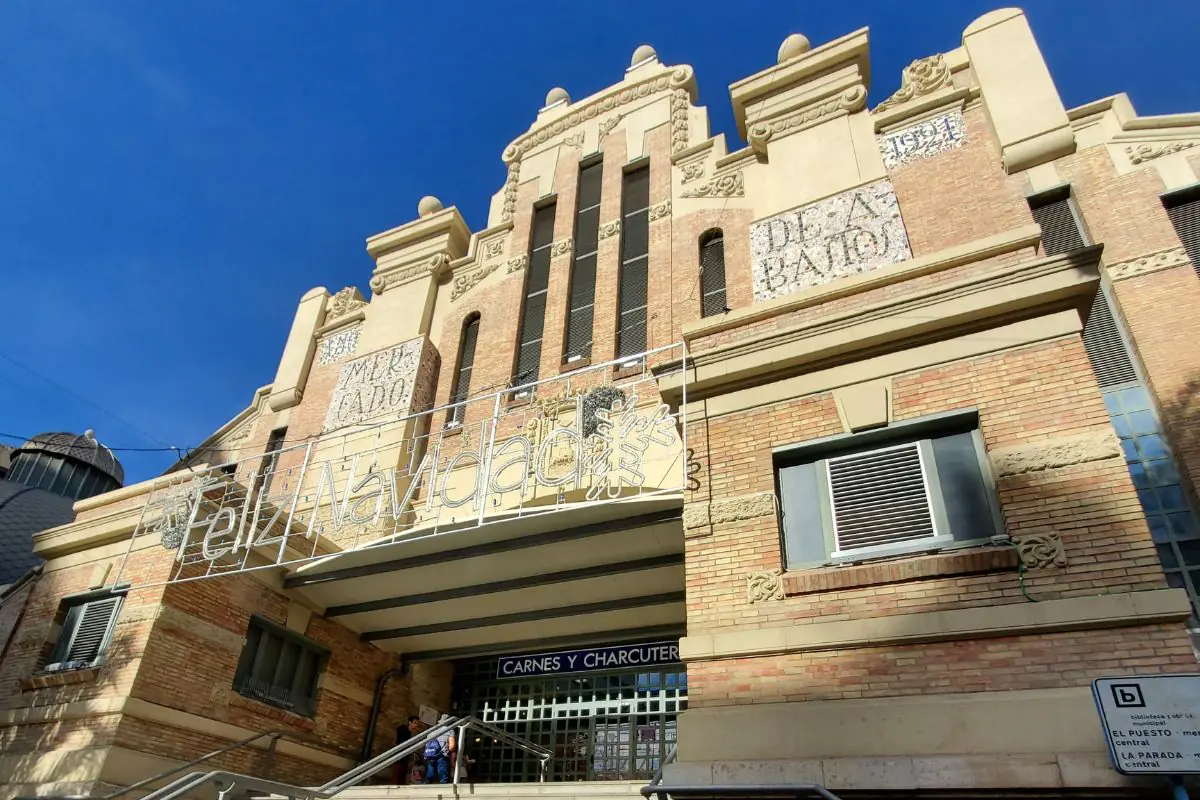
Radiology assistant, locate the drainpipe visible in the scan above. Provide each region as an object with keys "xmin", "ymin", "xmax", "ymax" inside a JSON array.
[{"xmin": 360, "ymin": 666, "xmax": 405, "ymax": 764}]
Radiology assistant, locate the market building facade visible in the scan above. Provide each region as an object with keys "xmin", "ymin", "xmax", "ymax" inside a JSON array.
[{"xmin": 4, "ymin": 6, "xmax": 1200, "ymax": 798}]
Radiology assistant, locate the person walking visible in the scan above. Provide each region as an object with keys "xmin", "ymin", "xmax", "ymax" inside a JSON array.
[
  {"xmin": 422, "ymin": 715, "xmax": 456, "ymax": 784},
  {"xmin": 392, "ymin": 715, "xmax": 422, "ymax": 784}
]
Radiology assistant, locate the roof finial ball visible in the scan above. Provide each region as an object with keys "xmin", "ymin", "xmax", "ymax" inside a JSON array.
[
  {"xmin": 545, "ymin": 87, "xmax": 570, "ymax": 107},
  {"xmin": 630, "ymin": 44, "xmax": 657, "ymax": 68},
  {"xmin": 777, "ymin": 33, "xmax": 811, "ymax": 63},
  {"xmin": 417, "ymin": 195, "xmax": 444, "ymax": 218}
]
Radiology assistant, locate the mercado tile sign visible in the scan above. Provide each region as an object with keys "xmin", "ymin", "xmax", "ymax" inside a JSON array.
[
  {"xmin": 323, "ymin": 338, "xmax": 430, "ymax": 432},
  {"xmin": 750, "ymin": 179, "xmax": 912, "ymax": 303}
]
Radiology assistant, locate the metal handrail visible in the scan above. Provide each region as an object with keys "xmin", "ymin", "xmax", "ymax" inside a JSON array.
[
  {"xmin": 645, "ymin": 742, "xmax": 677, "ymax": 800},
  {"xmin": 640, "ymin": 786, "xmax": 842, "ymax": 800},
  {"xmin": 15, "ymin": 729, "xmax": 285, "ymax": 800},
  {"xmin": 128, "ymin": 715, "xmax": 551, "ymax": 800}
]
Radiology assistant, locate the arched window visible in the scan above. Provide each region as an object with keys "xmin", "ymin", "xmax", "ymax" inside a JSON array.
[
  {"xmin": 449, "ymin": 314, "xmax": 481, "ymax": 425},
  {"xmin": 699, "ymin": 229, "xmax": 727, "ymax": 317}
]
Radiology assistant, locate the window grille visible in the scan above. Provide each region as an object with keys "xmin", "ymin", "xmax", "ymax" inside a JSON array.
[
  {"xmin": 1029, "ymin": 188, "xmax": 1086, "ymax": 255},
  {"xmin": 617, "ymin": 167, "xmax": 650, "ymax": 361},
  {"xmin": 699, "ymin": 230, "xmax": 727, "ymax": 318},
  {"xmin": 514, "ymin": 204, "xmax": 557, "ymax": 389},
  {"xmin": 565, "ymin": 162, "xmax": 603, "ymax": 362},
  {"xmin": 1082, "ymin": 288, "xmax": 1138, "ymax": 389},
  {"xmin": 233, "ymin": 616, "xmax": 327, "ymax": 716},
  {"xmin": 449, "ymin": 315, "xmax": 480, "ymax": 425},
  {"xmin": 827, "ymin": 442, "xmax": 938, "ymax": 555},
  {"xmin": 1165, "ymin": 189, "xmax": 1200, "ymax": 278}
]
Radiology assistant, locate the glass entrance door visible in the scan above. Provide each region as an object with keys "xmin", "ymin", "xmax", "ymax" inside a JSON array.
[{"xmin": 451, "ymin": 657, "xmax": 686, "ymax": 782}]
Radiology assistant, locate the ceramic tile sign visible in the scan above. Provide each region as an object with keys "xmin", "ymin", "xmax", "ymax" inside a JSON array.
[
  {"xmin": 878, "ymin": 109, "xmax": 967, "ymax": 169},
  {"xmin": 750, "ymin": 179, "xmax": 912, "ymax": 303},
  {"xmin": 323, "ymin": 338, "xmax": 424, "ymax": 432}
]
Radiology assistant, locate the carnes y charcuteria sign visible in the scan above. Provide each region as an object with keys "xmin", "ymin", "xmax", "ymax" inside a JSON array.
[{"xmin": 497, "ymin": 641, "xmax": 681, "ymax": 679}]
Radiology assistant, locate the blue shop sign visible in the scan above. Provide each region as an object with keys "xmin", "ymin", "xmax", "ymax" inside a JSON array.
[{"xmin": 497, "ymin": 641, "xmax": 680, "ymax": 679}]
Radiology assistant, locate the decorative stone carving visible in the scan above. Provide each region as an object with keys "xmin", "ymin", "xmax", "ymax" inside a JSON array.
[
  {"xmin": 562, "ymin": 132, "xmax": 585, "ymax": 148},
  {"xmin": 369, "ymin": 253, "xmax": 452, "ymax": 295},
  {"xmin": 598, "ymin": 220, "xmax": 621, "ymax": 240},
  {"xmin": 1108, "ymin": 246, "xmax": 1191, "ymax": 281},
  {"xmin": 502, "ymin": 66, "xmax": 694, "ymax": 164},
  {"xmin": 747, "ymin": 570, "xmax": 784, "ymax": 603},
  {"xmin": 483, "ymin": 237, "xmax": 505, "ymax": 260},
  {"xmin": 550, "ymin": 238, "xmax": 573, "ymax": 258},
  {"xmin": 1126, "ymin": 141, "xmax": 1198, "ymax": 165},
  {"xmin": 323, "ymin": 338, "xmax": 426, "ymax": 432},
  {"xmin": 1015, "ymin": 532, "xmax": 1067, "ymax": 569},
  {"xmin": 681, "ymin": 171, "xmax": 744, "ymax": 199},
  {"xmin": 710, "ymin": 492, "xmax": 776, "ymax": 524},
  {"xmin": 317, "ymin": 325, "xmax": 361, "ymax": 365},
  {"xmin": 670, "ymin": 88, "xmax": 690, "ymax": 154},
  {"xmin": 748, "ymin": 86, "xmax": 867, "ymax": 153},
  {"xmin": 500, "ymin": 161, "xmax": 521, "ymax": 223},
  {"xmin": 680, "ymin": 161, "xmax": 705, "ymax": 184},
  {"xmin": 873, "ymin": 54, "xmax": 952, "ymax": 113},
  {"xmin": 451, "ymin": 261, "xmax": 500, "ymax": 302},
  {"xmin": 506, "ymin": 255, "xmax": 528, "ymax": 273},
  {"xmin": 750, "ymin": 179, "xmax": 912, "ymax": 303},
  {"xmin": 989, "ymin": 430, "xmax": 1122, "ymax": 477},
  {"xmin": 648, "ymin": 200, "xmax": 672, "ymax": 221},
  {"xmin": 598, "ymin": 113, "xmax": 626, "ymax": 144},
  {"xmin": 326, "ymin": 286, "xmax": 367, "ymax": 322},
  {"xmin": 878, "ymin": 110, "xmax": 967, "ymax": 169}
]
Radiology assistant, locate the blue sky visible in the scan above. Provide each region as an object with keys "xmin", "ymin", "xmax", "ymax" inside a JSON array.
[{"xmin": 1, "ymin": 1, "xmax": 1196, "ymax": 485}]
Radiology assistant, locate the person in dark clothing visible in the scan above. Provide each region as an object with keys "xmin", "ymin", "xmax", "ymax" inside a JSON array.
[{"xmin": 392, "ymin": 716, "xmax": 422, "ymax": 784}]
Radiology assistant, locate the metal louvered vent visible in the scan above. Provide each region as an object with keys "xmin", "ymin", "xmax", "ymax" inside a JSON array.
[
  {"xmin": 700, "ymin": 233, "xmax": 727, "ymax": 318},
  {"xmin": 65, "ymin": 597, "xmax": 120, "ymax": 664},
  {"xmin": 1082, "ymin": 288, "xmax": 1138, "ymax": 388},
  {"xmin": 1030, "ymin": 195, "xmax": 1086, "ymax": 255},
  {"xmin": 828, "ymin": 442, "xmax": 937, "ymax": 554},
  {"xmin": 1165, "ymin": 194, "xmax": 1200, "ymax": 278}
]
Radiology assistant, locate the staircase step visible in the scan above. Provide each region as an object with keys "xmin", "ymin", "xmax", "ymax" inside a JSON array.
[{"xmin": 338, "ymin": 780, "xmax": 647, "ymax": 800}]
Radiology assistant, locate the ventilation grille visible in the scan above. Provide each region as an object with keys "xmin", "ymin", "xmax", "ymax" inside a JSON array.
[
  {"xmin": 1166, "ymin": 195, "xmax": 1200, "ymax": 278},
  {"xmin": 65, "ymin": 597, "xmax": 120, "ymax": 664},
  {"xmin": 700, "ymin": 235, "xmax": 727, "ymax": 318},
  {"xmin": 1082, "ymin": 289, "xmax": 1138, "ymax": 388},
  {"xmin": 449, "ymin": 317, "xmax": 479, "ymax": 423},
  {"xmin": 828, "ymin": 443, "xmax": 937, "ymax": 554},
  {"xmin": 1030, "ymin": 196, "xmax": 1086, "ymax": 255}
]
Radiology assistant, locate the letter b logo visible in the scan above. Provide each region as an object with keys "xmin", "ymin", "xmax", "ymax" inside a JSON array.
[{"xmin": 1112, "ymin": 684, "xmax": 1146, "ymax": 708}]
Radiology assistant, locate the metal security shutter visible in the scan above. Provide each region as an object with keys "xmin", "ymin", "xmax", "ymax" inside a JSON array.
[
  {"xmin": 514, "ymin": 204, "xmax": 556, "ymax": 387},
  {"xmin": 1082, "ymin": 287, "xmax": 1138, "ymax": 388},
  {"xmin": 449, "ymin": 316, "xmax": 480, "ymax": 424},
  {"xmin": 565, "ymin": 162, "xmax": 603, "ymax": 361},
  {"xmin": 700, "ymin": 232, "xmax": 727, "ymax": 318},
  {"xmin": 827, "ymin": 442, "xmax": 937, "ymax": 554},
  {"xmin": 1029, "ymin": 191, "xmax": 1087, "ymax": 255},
  {"xmin": 618, "ymin": 166, "xmax": 650, "ymax": 360},
  {"xmin": 64, "ymin": 596, "xmax": 120, "ymax": 664},
  {"xmin": 1165, "ymin": 193, "xmax": 1200, "ymax": 278}
]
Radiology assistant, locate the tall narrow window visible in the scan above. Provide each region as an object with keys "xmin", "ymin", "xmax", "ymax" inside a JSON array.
[
  {"xmin": 1031, "ymin": 188, "xmax": 1200, "ymax": 622},
  {"xmin": 617, "ymin": 165, "xmax": 650, "ymax": 362},
  {"xmin": 448, "ymin": 315, "xmax": 480, "ymax": 426},
  {"xmin": 1164, "ymin": 186, "xmax": 1200, "ymax": 278},
  {"xmin": 259, "ymin": 426, "xmax": 287, "ymax": 495},
  {"xmin": 564, "ymin": 162, "xmax": 603, "ymax": 363},
  {"xmin": 699, "ymin": 229, "xmax": 727, "ymax": 318},
  {"xmin": 513, "ymin": 204, "xmax": 557, "ymax": 393}
]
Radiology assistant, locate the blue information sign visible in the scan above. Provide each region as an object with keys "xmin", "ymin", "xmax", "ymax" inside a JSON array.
[{"xmin": 497, "ymin": 641, "xmax": 680, "ymax": 679}]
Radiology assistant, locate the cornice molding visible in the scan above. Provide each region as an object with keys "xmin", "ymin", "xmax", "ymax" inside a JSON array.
[
  {"xmin": 748, "ymin": 86, "xmax": 867, "ymax": 155},
  {"xmin": 369, "ymin": 253, "xmax": 453, "ymax": 295}
]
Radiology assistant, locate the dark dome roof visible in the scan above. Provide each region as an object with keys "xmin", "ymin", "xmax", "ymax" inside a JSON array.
[{"xmin": 14, "ymin": 430, "xmax": 124, "ymax": 484}]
